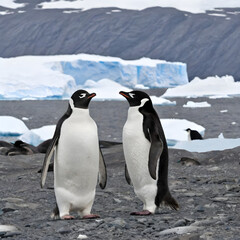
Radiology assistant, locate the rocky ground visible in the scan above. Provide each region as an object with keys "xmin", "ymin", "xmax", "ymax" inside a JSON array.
[{"xmin": 0, "ymin": 96, "xmax": 240, "ymax": 239}]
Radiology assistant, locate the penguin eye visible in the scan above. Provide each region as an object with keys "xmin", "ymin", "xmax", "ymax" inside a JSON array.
[
  {"xmin": 129, "ymin": 93, "xmax": 135, "ymax": 98},
  {"xmin": 79, "ymin": 93, "xmax": 86, "ymax": 99}
]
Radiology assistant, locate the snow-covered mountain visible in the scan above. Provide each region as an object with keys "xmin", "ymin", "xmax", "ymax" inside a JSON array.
[{"xmin": 0, "ymin": 0, "xmax": 240, "ymax": 81}]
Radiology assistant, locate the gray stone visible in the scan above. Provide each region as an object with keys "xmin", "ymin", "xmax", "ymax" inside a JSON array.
[
  {"xmin": 173, "ymin": 219, "xmax": 187, "ymax": 227},
  {"xmin": 108, "ymin": 218, "xmax": 127, "ymax": 228},
  {"xmin": 57, "ymin": 227, "xmax": 71, "ymax": 234},
  {"xmin": 195, "ymin": 206, "xmax": 205, "ymax": 213}
]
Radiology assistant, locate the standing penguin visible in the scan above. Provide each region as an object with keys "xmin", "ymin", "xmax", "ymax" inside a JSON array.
[
  {"xmin": 119, "ymin": 90, "xmax": 178, "ymax": 215},
  {"xmin": 41, "ymin": 90, "xmax": 107, "ymax": 220},
  {"xmin": 186, "ymin": 128, "xmax": 203, "ymax": 140}
]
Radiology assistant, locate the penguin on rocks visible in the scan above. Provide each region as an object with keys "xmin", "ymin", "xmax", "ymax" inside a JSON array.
[
  {"xmin": 119, "ymin": 90, "xmax": 179, "ymax": 215},
  {"xmin": 41, "ymin": 90, "xmax": 107, "ymax": 220}
]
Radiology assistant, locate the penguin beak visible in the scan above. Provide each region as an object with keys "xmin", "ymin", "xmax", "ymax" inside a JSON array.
[
  {"xmin": 88, "ymin": 93, "xmax": 96, "ymax": 99},
  {"xmin": 119, "ymin": 91, "xmax": 130, "ymax": 99}
]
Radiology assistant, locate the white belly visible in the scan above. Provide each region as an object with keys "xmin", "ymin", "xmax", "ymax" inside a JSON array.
[
  {"xmin": 122, "ymin": 107, "xmax": 157, "ymax": 199},
  {"xmin": 54, "ymin": 109, "xmax": 99, "ymax": 210}
]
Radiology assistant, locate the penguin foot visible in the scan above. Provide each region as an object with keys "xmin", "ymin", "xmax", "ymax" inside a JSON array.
[
  {"xmin": 83, "ymin": 214, "xmax": 100, "ymax": 219},
  {"xmin": 130, "ymin": 210, "xmax": 152, "ymax": 216},
  {"xmin": 61, "ymin": 215, "xmax": 75, "ymax": 220}
]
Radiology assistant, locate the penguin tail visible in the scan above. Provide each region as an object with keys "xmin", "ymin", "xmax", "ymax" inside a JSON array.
[
  {"xmin": 155, "ymin": 189, "xmax": 179, "ymax": 211},
  {"xmin": 51, "ymin": 204, "xmax": 60, "ymax": 220}
]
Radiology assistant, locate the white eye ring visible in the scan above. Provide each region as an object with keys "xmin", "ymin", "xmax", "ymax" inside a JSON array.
[
  {"xmin": 129, "ymin": 93, "xmax": 135, "ymax": 98},
  {"xmin": 79, "ymin": 93, "xmax": 86, "ymax": 99}
]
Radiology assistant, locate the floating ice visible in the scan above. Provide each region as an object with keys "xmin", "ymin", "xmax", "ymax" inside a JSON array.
[
  {"xmin": 0, "ymin": 116, "xmax": 29, "ymax": 136},
  {"xmin": 163, "ymin": 76, "xmax": 240, "ymax": 98},
  {"xmin": 16, "ymin": 118, "xmax": 203, "ymax": 146},
  {"xmin": 183, "ymin": 101, "xmax": 211, "ymax": 108},
  {"xmin": 161, "ymin": 119, "xmax": 205, "ymax": 146},
  {"xmin": 171, "ymin": 138, "xmax": 240, "ymax": 152},
  {"xmin": 19, "ymin": 125, "xmax": 55, "ymax": 146}
]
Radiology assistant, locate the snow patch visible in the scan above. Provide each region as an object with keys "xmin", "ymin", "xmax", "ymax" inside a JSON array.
[
  {"xmin": 0, "ymin": 0, "xmax": 25, "ymax": 9},
  {"xmin": 38, "ymin": 0, "xmax": 240, "ymax": 14}
]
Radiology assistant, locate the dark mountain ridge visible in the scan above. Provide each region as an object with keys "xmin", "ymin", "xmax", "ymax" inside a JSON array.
[{"xmin": 0, "ymin": 4, "xmax": 240, "ymax": 81}]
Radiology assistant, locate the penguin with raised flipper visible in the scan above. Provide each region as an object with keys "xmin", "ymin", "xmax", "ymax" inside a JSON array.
[
  {"xmin": 41, "ymin": 90, "xmax": 107, "ymax": 220},
  {"xmin": 119, "ymin": 90, "xmax": 179, "ymax": 215}
]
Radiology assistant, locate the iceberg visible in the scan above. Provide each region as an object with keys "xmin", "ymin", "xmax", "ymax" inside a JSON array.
[{"xmin": 0, "ymin": 54, "xmax": 188, "ymax": 100}]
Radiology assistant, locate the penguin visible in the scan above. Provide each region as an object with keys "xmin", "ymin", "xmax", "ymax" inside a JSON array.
[
  {"xmin": 178, "ymin": 157, "xmax": 201, "ymax": 166},
  {"xmin": 186, "ymin": 128, "xmax": 203, "ymax": 140},
  {"xmin": 0, "ymin": 141, "xmax": 13, "ymax": 155},
  {"xmin": 37, "ymin": 139, "xmax": 52, "ymax": 153},
  {"xmin": 41, "ymin": 90, "xmax": 107, "ymax": 220},
  {"xmin": 6, "ymin": 140, "xmax": 38, "ymax": 156},
  {"xmin": 119, "ymin": 90, "xmax": 179, "ymax": 215}
]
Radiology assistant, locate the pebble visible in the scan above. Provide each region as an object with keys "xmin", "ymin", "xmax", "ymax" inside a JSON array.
[
  {"xmin": 173, "ymin": 219, "xmax": 187, "ymax": 227},
  {"xmin": 0, "ymin": 225, "xmax": 21, "ymax": 238},
  {"xmin": 108, "ymin": 218, "xmax": 127, "ymax": 228},
  {"xmin": 195, "ymin": 205, "xmax": 205, "ymax": 212},
  {"xmin": 158, "ymin": 226, "xmax": 203, "ymax": 236},
  {"xmin": 57, "ymin": 227, "xmax": 71, "ymax": 234},
  {"xmin": 78, "ymin": 234, "xmax": 88, "ymax": 239},
  {"xmin": 113, "ymin": 198, "xmax": 122, "ymax": 203}
]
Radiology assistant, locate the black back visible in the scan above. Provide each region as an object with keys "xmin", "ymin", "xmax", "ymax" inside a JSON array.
[
  {"xmin": 120, "ymin": 90, "xmax": 179, "ymax": 210},
  {"xmin": 186, "ymin": 128, "xmax": 203, "ymax": 140}
]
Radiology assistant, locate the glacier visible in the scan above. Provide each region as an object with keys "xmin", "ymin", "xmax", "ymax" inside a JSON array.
[
  {"xmin": 0, "ymin": 54, "xmax": 188, "ymax": 100},
  {"xmin": 60, "ymin": 55, "xmax": 188, "ymax": 88}
]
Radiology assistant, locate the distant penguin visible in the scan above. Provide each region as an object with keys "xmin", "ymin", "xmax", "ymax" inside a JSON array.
[
  {"xmin": 0, "ymin": 141, "xmax": 13, "ymax": 155},
  {"xmin": 119, "ymin": 90, "xmax": 179, "ymax": 215},
  {"xmin": 37, "ymin": 139, "xmax": 52, "ymax": 153},
  {"xmin": 186, "ymin": 128, "xmax": 203, "ymax": 140},
  {"xmin": 41, "ymin": 90, "xmax": 107, "ymax": 220},
  {"xmin": 6, "ymin": 140, "xmax": 38, "ymax": 156},
  {"xmin": 178, "ymin": 157, "xmax": 201, "ymax": 166}
]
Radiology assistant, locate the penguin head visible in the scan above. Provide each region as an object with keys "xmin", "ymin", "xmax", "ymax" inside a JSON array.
[
  {"xmin": 186, "ymin": 128, "xmax": 191, "ymax": 132},
  {"xmin": 119, "ymin": 91, "xmax": 152, "ymax": 107},
  {"xmin": 70, "ymin": 90, "xmax": 96, "ymax": 109}
]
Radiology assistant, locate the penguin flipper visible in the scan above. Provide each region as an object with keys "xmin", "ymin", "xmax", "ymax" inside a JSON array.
[
  {"xmin": 40, "ymin": 136, "xmax": 58, "ymax": 188},
  {"xmin": 125, "ymin": 164, "xmax": 132, "ymax": 185},
  {"xmin": 40, "ymin": 106, "xmax": 72, "ymax": 188},
  {"xmin": 148, "ymin": 135, "xmax": 163, "ymax": 180},
  {"xmin": 98, "ymin": 148, "xmax": 107, "ymax": 189}
]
